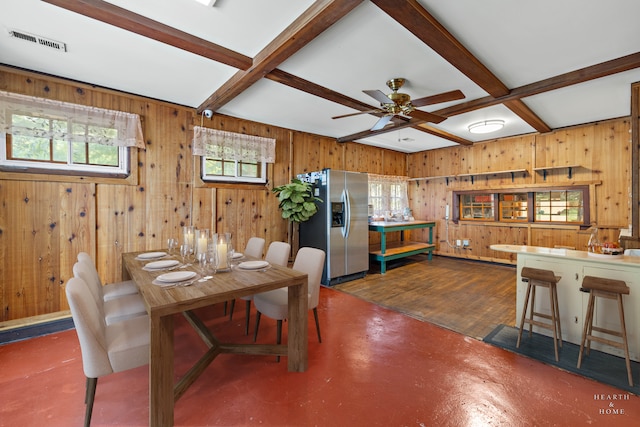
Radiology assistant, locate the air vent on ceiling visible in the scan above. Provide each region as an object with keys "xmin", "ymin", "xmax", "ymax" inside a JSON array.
[{"xmin": 9, "ymin": 30, "xmax": 67, "ymax": 52}]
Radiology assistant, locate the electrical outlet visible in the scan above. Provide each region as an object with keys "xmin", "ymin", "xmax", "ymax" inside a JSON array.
[{"xmin": 463, "ymin": 239, "xmax": 470, "ymax": 247}]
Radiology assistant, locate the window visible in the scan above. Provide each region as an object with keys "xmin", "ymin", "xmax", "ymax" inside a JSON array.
[
  {"xmin": 192, "ymin": 126, "xmax": 275, "ymax": 184},
  {"xmin": 459, "ymin": 193, "xmax": 495, "ymax": 221},
  {"xmin": 454, "ymin": 186, "xmax": 589, "ymax": 226},
  {"xmin": 0, "ymin": 90, "xmax": 143, "ymax": 176},
  {"xmin": 201, "ymin": 156, "xmax": 266, "ymax": 183},
  {"xmin": 368, "ymin": 174, "xmax": 409, "ymax": 218},
  {"xmin": 535, "ymin": 190, "xmax": 584, "ymax": 223},
  {"xmin": 3, "ymin": 115, "xmax": 127, "ymax": 174},
  {"xmin": 499, "ymin": 193, "xmax": 530, "ymax": 222}
]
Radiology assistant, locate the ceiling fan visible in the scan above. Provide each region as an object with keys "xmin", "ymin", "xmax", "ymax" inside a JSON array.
[{"xmin": 332, "ymin": 78, "xmax": 464, "ymax": 131}]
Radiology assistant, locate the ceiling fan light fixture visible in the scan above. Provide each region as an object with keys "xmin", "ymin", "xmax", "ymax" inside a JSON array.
[{"xmin": 468, "ymin": 120, "xmax": 504, "ymax": 134}]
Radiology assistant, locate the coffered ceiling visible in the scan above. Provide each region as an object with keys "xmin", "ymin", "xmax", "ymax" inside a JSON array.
[{"xmin": 2, "ymin": 0, "xmax": 640, "ymax": 153}]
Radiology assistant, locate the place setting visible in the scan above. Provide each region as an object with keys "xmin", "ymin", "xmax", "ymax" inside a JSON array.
[
  {"xmin": 236, "ymin": 260, "xmax": 271, "ymax": 272},
  {"xmin": 135, "ymin": 251, "xmax": 168, "ymax": 261},
  {"xmin": 142, "ymin": 259, "xmax": 181, "ymax": 272},
  {"xmin": 152, "ymin": 271, "xmax": 199, "ymax": 288}
]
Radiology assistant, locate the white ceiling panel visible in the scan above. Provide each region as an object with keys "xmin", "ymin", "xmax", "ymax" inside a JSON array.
[
  {"xmin": 2, "ymin": 0, "xmax": 639, "ymax": 153},
  {"xmin": 523, "ymin": 69, "xmax": 640, "ymax": 129}
]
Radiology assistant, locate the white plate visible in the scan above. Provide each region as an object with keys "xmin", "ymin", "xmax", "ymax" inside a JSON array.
[
  {"xmin": 238, "ymin": 260, "xmax": 270, "ymax": 270},
  {"xmin": 232, "ymin": 252, "xmax": 244, "ymax": 259},
  {"xmin": 156, "ymin": 271, "xmax": 197, "ymax": 283},
  {"xmin": 145, "ymin": 260, "xmax": 180, "ymax": 269},
  {"xmin": 138, "ymin": 251, "xmax": 167, "ymax": 259}
]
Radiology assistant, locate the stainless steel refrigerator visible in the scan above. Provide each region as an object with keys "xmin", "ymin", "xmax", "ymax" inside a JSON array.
[{"xmin": 298, "ymin": 169, "xmax": 369, "ymax": 286}]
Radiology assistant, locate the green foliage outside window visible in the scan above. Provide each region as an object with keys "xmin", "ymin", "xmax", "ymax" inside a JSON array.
[{"xmin": 6, "ymin": 113, "xmax": 121, "ymax": 168}]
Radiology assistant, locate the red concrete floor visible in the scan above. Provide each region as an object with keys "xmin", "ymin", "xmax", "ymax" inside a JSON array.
[{"xmin": 1, "ymin": 286, "xmax": 639, "ymax": 426}]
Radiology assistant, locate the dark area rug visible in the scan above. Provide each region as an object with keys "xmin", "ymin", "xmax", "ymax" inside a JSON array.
[
  {"xmin": 484, "ymin": 324, "xmax": 640, "ymax": 394},
  {"xmin": 0, "ymin": 317, "xmax": 74, "ymax": 345}
]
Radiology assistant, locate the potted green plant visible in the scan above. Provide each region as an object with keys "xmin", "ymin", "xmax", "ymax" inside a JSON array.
[{"xmin": 272, "ymin": 178, "xmax": 322, "ymax": 222}]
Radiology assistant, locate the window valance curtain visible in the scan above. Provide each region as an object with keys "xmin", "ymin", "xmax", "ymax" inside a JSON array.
[
  {"xmin": 368, "ymin": 173, "xmax": 409, "ymax": 215},
  {"xmin": 0, "ymin": 90, "xmax": 145, "ymax": 148},
  {"xmin": 192, "ymin": 126, "xmax": 276, "ymax": 163}
]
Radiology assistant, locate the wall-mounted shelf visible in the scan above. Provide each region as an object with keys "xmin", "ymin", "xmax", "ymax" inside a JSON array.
[
  {"xmin": 409, "ymin": 169, "xmax": 527, "ymax": 185},
  {"xmin": 533, "ymin": 164, "xmax": 581, "ymax": 180}
]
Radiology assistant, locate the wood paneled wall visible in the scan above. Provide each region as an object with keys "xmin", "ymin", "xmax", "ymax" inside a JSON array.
[
  {"xmin": 0, "ymin": 67, "xmax": 406, "ymax": 322},
  {"xmin": 0, "ymin": 65, "xmax": 632, "ymax": 322},
  {"xmin": 408, "ymin": 118, "xmax": 632, "ymax": 263}
]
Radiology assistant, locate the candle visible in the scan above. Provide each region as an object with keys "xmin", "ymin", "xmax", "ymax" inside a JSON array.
[
  {"xmin": 217, "ymin": 242, "xmax": 228, "ymax": 269},
  {"xmin": 184, "ymin": 230, "xmax": 194, "ymax": 247},
  {"xmin": 197, "ymin": 236, "xmax": 207, "ymax": 254}
]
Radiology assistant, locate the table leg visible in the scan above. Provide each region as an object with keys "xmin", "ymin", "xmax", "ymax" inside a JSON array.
[
  {"xmin": 287, "ymin": 279, "xmax": 308, "ymax": 372},
  {"xmin": 380, "ymin": 231, "xmax": 387, "ymax": 274},
  {"xmin": 150, "ymin": 314, "xmax": 174, "ymax": 427},
  {"xmin": 428, "ymin": 226, "xmax": 433, "ymax": 260}
]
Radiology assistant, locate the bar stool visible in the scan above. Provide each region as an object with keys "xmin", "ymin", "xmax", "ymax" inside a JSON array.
[
  {"xmin": 577, "ymin": 276, "xmax": 633, "ymax": 387},
  {"xmin": 517, "ymin": 267, "xmax": 563, "ymax": 361}
]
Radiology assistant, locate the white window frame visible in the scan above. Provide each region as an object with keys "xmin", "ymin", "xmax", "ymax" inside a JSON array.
[
  {"xmin": 200, "ymin": 156, "xmax": 266, "ymax": 184},
  {"xmin": 1, "ymin": 134, "xmax": 129, "ymax": 176}
]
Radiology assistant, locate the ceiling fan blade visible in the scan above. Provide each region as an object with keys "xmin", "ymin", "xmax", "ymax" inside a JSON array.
[
  {"xmin": 409, "ymin": 109, "xmax": 446, "ymax": 124},
  {"xmin": 363, "ymin": 89, "xmax": 393, "ymax": 105},
  {"xmin": 370, "ymin": 115, "xmax": 393, "ymax": 131},
  {"xmin": 411, "ymin": 89, "xmax": 465, "ymax": 107},
  {"xmin": 332, "ymin": 109, "xmax": 382, "ymax": 119}
]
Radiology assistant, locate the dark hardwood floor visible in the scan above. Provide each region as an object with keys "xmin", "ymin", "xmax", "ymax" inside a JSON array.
[{"xmin": 334, "ymin": 255, "xmax": 517, "ymax": 339}]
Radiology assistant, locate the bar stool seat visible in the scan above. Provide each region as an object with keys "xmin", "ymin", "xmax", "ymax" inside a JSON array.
[
  {"xmin": 577, "ymin": 276, "xmax": 633, "ymax": 387},
  {"xmin": 517, "ymin": 267, "xmax": 563, "ymax": 361}
]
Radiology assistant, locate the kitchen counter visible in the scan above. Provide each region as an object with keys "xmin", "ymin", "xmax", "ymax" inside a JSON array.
[
  {"xmin": 491, "ymin": 244, "xmax": 640, "ymax": 361},
  {"xmin": 491, "ymin": 244, "xmax": 640, "ymax": 265}
]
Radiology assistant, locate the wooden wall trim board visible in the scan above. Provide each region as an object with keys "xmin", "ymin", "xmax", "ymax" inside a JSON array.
[{"xmin": 0, "ymin": 66, "xmax": 635, "ymax": 324}]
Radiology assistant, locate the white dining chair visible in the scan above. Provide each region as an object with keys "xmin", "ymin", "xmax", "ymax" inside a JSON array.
[
  {"xmin": 624, "ymin": 249, "xmax": 640, "ymax": 256},
  {"xmin": 73, "ymin": 260, "xmax": 147, "ymax": 325},
  {"xmin": 243, "ymin": 237, "xmax": 266, "ymax": 258},
  {"xmin": 230, "ymin": 241, "xmax": 291, "ymax": 335},
  {"xmin": 77, "ymin": 252, "xmax": 138, "ymax": 301},
  {"xmin": 65, "ymin": 276, "xmax": 149, "ymax": 427},
  {"xmin": 253, "ymin": 247, "xmax": 325, "ymax": 361}
]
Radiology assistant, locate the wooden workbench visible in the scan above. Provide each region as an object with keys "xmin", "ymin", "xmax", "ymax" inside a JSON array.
[{"xmin": 368, "ymin": 220, "xmax": 436, "ymax": 274}]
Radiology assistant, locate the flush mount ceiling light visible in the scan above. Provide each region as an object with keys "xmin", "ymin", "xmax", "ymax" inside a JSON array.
[{"xmin": 468, "ymin": 120, "xmax": 505, "ymax": 134}]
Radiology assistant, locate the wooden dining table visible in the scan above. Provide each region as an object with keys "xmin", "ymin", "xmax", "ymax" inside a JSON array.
[{"xmin": 122, "ymin": 251, "xmax": 309, "ymax": 427}]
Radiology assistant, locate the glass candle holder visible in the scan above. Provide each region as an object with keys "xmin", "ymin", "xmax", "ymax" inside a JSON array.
[
  {"xmin": 195, "ymin": 229, "xmax": 210, "ymax": 257},
  {"xmin": 183, "ymin": 226, "xmax": 195, "ymax": 249},
  {"xmin": 213, "ymin": 232, "xmax": 232, "ymax": 271}
]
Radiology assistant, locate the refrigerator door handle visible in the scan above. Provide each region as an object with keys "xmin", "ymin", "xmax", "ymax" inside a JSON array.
[{"xmin": 343, "ymin": 189, "xmax": 351, "ymax": 238}]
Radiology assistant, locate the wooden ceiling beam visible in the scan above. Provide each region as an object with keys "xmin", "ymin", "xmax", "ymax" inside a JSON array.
[
  {"xmin": 371, "ymin": 0, "xmax": 551, "ymax": 133},
  {"xmin": 414, "ymin": 125, "xmax": 473, "ymax": 146},
  {"xmin": 198, "ymin": 0, "xmax": 364, "ymax": 113},
  {"xmin": 43, "ymin": 0, "xmax": 252, "ymax": 70},
  {"xmin": 371, "ymin": 0, "xmax": 509, "ymax": 98},
  {"xmin": 437, "ymin": 51, "xmax": 640, "ymax": 117},
  {"xmin": 266, "ymin": 69, "xmax": 374, "ymax": 112}
]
